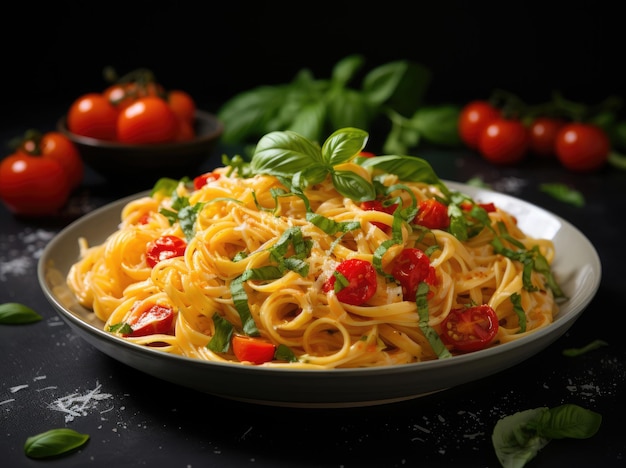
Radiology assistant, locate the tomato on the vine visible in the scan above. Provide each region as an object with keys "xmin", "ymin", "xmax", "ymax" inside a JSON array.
[
  {"xmin": 167, "ymin": 89, "xmax": 196, "ymax": 124},
  {"xmin": 458, "ymin": 100, "xmax": 500, "ymax": 149},
  {"xmin": 117, "ymin": 96, "xmax": 179, "ymax": 144},
  {"xmin": 67, "ymin": 92, "xmax": 118, "ymax": 140},
  {"xmin": 554, "ymin": 122, "xmax": 610, "ymax": 172},
  {"xmin": 146, "ymin": 235, "xmax": 187, "ymax": 267},
  {"xmin": 440, "ymin": 304, "xmax": 499, "ymax": 352},
  {"xmin": 323, "ymin": 258, "xmax": 378, "ymax": 306},
  {"xmin": 0, "ymin": 153, "xmax": 71, "ymax": 216},
  {"xmin": 528, "ymin": 117, "xmax": 566, "ymax": 157},
  {"xmin": 18, "ymin": 131, "xmax": 84, "ymax": 189},
  {"xmin": 478, "ymin": 118, "xmax": 529, "ymax": 164}
]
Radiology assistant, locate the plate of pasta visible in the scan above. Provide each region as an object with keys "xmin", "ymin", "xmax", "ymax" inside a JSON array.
[{"xmin": 38, "ymin": 128, "xmax": 601, "ymax": 407}]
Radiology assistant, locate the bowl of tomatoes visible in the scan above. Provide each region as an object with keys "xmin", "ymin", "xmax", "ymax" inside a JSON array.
[{"xmin": 57, "ymin": 70, "xmax": 224, "ymax": 180}]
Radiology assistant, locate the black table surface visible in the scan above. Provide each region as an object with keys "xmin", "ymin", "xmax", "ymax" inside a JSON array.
[{"xmin": 1, "ymin": 122, "xmax": 625, "ymax": 468}]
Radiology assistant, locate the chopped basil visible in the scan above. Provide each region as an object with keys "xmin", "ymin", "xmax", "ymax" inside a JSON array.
[
  {"xmin": 0, "ymin": 302, "xmax": 42, "ymax": 324},
  {"xmin": 562, "ymin": 339, "xmax": 609, "ymax": 357}
]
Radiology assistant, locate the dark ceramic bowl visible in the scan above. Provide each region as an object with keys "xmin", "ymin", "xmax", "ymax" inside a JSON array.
[{"xmin": 57, "ymin": 110, "xmax": 224, "ymax": 180}]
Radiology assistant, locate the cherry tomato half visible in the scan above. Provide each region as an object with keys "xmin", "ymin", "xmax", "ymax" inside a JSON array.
[
  {"xmin": 117, "ymin": 96, "xmax": 179, "ymax": 144},
  {"xmin": 528, "ymin": 117, "xmax": 566, "ymax": 157},
  {"xmin": 458, "ymin": 100, "xmax": 501, "ymax": 149},
  {"xmin": 0, "ymin": 153, "xmax": 71, "ymax": 216},
  {"xmin": 231, "ymin": 335, "xmax": 276, "ymax": 364},
  {"xmin": 554, "ymin": 123, "xmax": 610, "ymax": 172},
  {"xmin": 478, "ymin": 118, "xmax": 529, "ymax": 165},
  {"xmin": 413, "ymin": 199, "xmax": 450, "ymax": 230},
  {"xmin": 440, "ymin": 304, "xmax": 499, "ymax": 352},
  {"xmin": 146, "ymin": 235, "xmax": 187, "ymax": 267},
  {"xmin": 67, "ymin": 92, "xmax": 118, "ymax": 140},
  {"xmin": 125, "ymin": 303, "xmax": 175, "ymax": 337},
  {"xmin": 323, "ymin": 258, "xmax": 378, "ymax": 306},
  {"xmin": 390, "ymin": 248, "xmax": 437, "ymax": 302},
  {"xmin": 193, "ymin": 172, "xmax": 221, "ymax": 190}
]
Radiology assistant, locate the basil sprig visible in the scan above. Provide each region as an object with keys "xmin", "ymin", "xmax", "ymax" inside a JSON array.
[{"xmin": 24, "ymin": 428, "xmax": 89, "ymax": 459}]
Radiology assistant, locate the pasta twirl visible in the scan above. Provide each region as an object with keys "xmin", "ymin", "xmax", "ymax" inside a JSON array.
[{"xmin": 66, "ymin": 128, "xmax": 564, "ymax": 369}]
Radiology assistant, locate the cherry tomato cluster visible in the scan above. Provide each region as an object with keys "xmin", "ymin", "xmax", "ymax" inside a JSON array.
[
  {"xmin": 0, "ymin": 130, "xmax": 84, "ymax": 216},
  {"xmin": 67, "ymin": 69, "xmax": 197, "ymax": 144},
  {"xmin": 458, "ymin": 97, "xmax": 612, "ymax": 172}
]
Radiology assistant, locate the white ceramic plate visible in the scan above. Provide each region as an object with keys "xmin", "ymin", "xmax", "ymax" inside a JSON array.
[{"xmin": 38, "ymin": 181, "xmax": 601, "ymax": 407}]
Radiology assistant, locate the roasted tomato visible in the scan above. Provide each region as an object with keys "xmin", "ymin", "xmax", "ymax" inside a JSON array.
[
  {"xmin": 125, "ymin": 303, "xmax": 175, "ymax": 337},
  {"xmin": 390, "ymin": 248, "xmax": 437, "ymax": 302},
  {"xmin": 413, "ymin": 199, "xmax": 450, "ymax": 230}
]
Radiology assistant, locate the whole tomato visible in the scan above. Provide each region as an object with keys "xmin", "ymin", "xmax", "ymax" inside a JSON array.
[
  {"xmin": 478, "ymin": 118, "xmax": 529, "ymax": 165},
  {"xmin": 458, "ymin": 100, "xmax": 501, "ymax": 149},
  {"xmin": 117, "ymin": 96, "xmax": 179, "ymax": 144},
  {"xmin": 0, "ymin": 153, "xmax": 71, "ymax": 216},
  {"xmin": 554, "ymin": 123, "xmax": 610, "ymax": 172},
  {"xmin": 18, "ymin": 131, "xmax": 84, "ymax": 189},
  {"xmin": 167, "ymin": 89, "xmax": 196, "ymax": 124},
  {"xmin": 67, "ymin": 92, "xmax": 118, "ymax": 140},
  {"xmin": 528, "ymin": 117, "xmax": 566, "ymax": 157}
]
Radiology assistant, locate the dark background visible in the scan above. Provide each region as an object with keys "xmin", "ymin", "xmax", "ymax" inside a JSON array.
[{"xmin": 3, "ymin": 1, "xmax": 625, "ymax": 135}]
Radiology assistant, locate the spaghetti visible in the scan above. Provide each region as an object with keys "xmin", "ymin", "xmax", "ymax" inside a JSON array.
[{"xmin": 67, "ymin": 128, "xmax": 564, "ymax": 368}]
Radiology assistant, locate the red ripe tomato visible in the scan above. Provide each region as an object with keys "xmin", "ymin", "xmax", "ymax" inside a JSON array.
[
  {"xmin": 125, "ymin": 303, "xmax": 175, "ymax": 337},
  {"xmin": 146, "ymin": 235, "xmax": 187, "ymax": 267},
  {"xmin": 554, "ymin": 123, "xmax": 610, "ymax": 172},
  {"xmin": 458, "ymin": 101, "xmax": 501, "ymax": 149},
  {"xmin": 361, "ymin": 199, "xmax": 398, "ymax": 233},
  {"xmin": 193, "ymin": 172, "xmax": 221, "ymax": 190},
  {"xmin": 478, "ymin": 118, "xmax": 529, "ymax": 164},
  {"xmin": 167, "ymin": 89, "xmax": 196, "ymax": 124},
  {"xmin": 67, "ymin": 92, "xmax": 118, "ymax": 140},
  {"xmin": 0, "ymin": 153, "xmax": 71, "ymax": 216},
  {"xmin": 390, "ymin": 248, "xmax": 436, "ymax": 302},
  {"xmin": 528, "ymin": 117, "xmax": 566, "ymax": 157},
  {"xmin": 231, "ymin": 335, "xmax": 276, "ymax": 364},
  {"xmin": 322, "ymin": 258, "xmax": 378, "ymax": 306},
  {"xmin": 25, "ymin": 132, "xmax": 83, "ymax": 189},
  {"xmin": 440, "ymin": 304, "xmax": 499, "ymax": 352},
  {"xmin": 117, "ymin": 96, "xmax": 179, "ymax": 144},
  {"xmin": 413, "ymin": 199, "xmax": 450, "ymax": 230}
]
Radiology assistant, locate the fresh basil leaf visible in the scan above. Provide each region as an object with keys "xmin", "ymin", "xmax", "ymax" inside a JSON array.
[
  {"xmin": 24, "ymin": 428, "xmax": 89, "ymax": 459},
  {"xmin": 539, "ymin": 183, "xmax": 585, "ymax": 207},
  {"xmin": 0, "ymin": 302, "xmax": 42, "ymax": 324},
  {"xmin": 322, "ymin": 127, "xmax": 369, "ymax": 166},
  {"xmin": 327, "ymin": 88, "xmax": 374, "ymax": 132},
  {"xmin": 411, "ymin": 105, "xmax": 462, "ymax": 147},
  {"xmin": 330, "ymin": 54, "xmax": 364, "ymax": 87},
  {"xmin": 207, "ymin": 314, "xmax": 234, "ymax": 352},
  {"xmin": 361, "ymin": 155, "xmax": 445, "ymax": 189},
  {"xmin": 331, "ymin": 170, "xmax": 376, "ymax": 202},
  {"xmin": 562, "ymin": 339, "xmax": 609, "ymax": 357},
  {"xmin": 252, "ymin": 130, "xmax": 323, "ymax": 175},
  {"xmin": 286, "ymin": 99, "xmax": 327, "ymax": 143},
  {"xmin": 492, "ymin": 407, "xmax": 551, "ymax": 468},
  {"xmin": 382, "ymin": 115, "xmax": 421, "ymax": 155},
  {"xmin": 532, "ymin": 404, "xmax": 602, "ymax": 440}
]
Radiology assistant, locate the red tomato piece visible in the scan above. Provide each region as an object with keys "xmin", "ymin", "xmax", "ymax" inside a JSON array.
[
  {"xmin": 193, "ymin": 172, "xmax": 221, "ymax": 190},
  {"xmin": 67, "ymin": 92, "xmax": 118, "ymax": 140},
  {"xmin": 117, "ymin": 96, "xmax": 179, "ymax": 144},
  {"xmin": 413, "ymin": 199, "xmax": 450, "ymax": 229},
  {"xmin": 232, "ymin": 335, "xmax": 276, "ymax": 364},
  {"xmin": 361, "ymin": 199, "xmax": 399, "ymax": 233},
  {"xmin": 458, "ymin": 100, "xmax": 501, "ymax": 149},
  {"xmin": 478, "ymin": 118, "xmax": 529, "ymax": 165},
  {"xmin": 167, "ymin": 89, "xmax": 197, "ymax": 124},
  {"xmin": 440, "ymin": 304, "xmax": 499, "ymax": 352},
  {"xmin": 0, "ymin": 153, "xmax": 71, "ymax": 216},
  {"xmin": 554, "ymin": 123, "xmax": 610, "ymax": 172},
  {"xmin": 146, "ymin": 235, "xmax": 187, "ymax": 267},
  {"xmin": 323, "ymin": 258, "xmax": 378, "ymax": 306},
  {"xmin": 126, "ymin": 303, "xmax": 175, "ymax": 337},
  {"xmin": 390, "ymin": 248, "xmax": 436, "ymax": 302}
]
